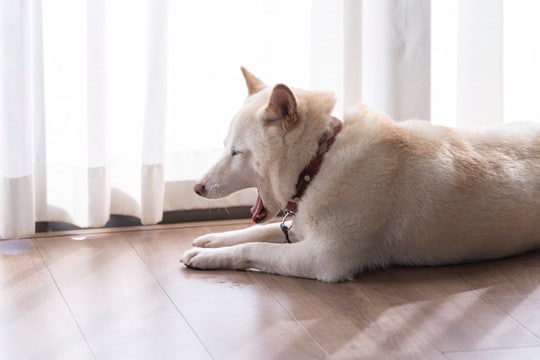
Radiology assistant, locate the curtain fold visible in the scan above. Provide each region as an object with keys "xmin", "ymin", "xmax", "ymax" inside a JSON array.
[
  {"xmin": 1, "ymin": 0, "xmax": 539, "ymax": 239},
  {"xmin": 1, "ymin": 0, "xmax": 37, "ymax": 238},
  {"xmin": 0, "ymin": 176, "xmax": 34, "ymax": 239},
  {"xmin": 457, "ymin": 0, "xmax": 503, "ymax": 127},
  {"xmin": 361, "ymin": 0, "xmax": 431, "ymax": 121},
  {"xmin": 141, "ymin": 0, "xmax": 168, "ymax": 224},
  {"xmin": 431, "ymin": 0, "xmax": 540, "ymax": 127}
]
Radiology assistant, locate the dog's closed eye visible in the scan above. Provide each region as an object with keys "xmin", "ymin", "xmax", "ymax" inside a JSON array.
[{"xmin": 231, "ymin": 149, "xmax": 241, "ymax": 157}]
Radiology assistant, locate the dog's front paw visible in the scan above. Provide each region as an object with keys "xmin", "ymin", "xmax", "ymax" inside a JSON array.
[
  {"xmin": 181, "ymin": 248, "xmax": 211, "ymax": 269},
  {"xmin": 180, "ymin": 246, "xmax": 248, "ymax": 270},
  {"xmin": 192, "ymin": 233, "xmax": 222, "ymax": 248},
  {"xmin": 193, "ymin": 231, "xmax": 244, "ymax": 248},
  {"xmin": 180, "ymin": 247, "xmax": 234, "ymax": 270}
]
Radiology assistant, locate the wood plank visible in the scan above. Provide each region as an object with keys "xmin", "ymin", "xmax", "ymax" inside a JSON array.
[
  {"xmin": 0, "ymin": 239, "xmax": 93, "ymax": 360},
  {"xmin": 34, "ymin": 232, "xmax": 211, "ymax": 360},
  {"xmin": 359, "ymin": 265, "xmax": 540, "ymax": 352},
  {"xmin": 254, "ymin": 271, "xmax": 446, "ymax": 359},
  {"xmin": 128, "ymin": 226, "xmax": 326, "ymax": 359},
  {"xmin": 453, "ymin": 252, "xmax": 540, "ymax": 338}
]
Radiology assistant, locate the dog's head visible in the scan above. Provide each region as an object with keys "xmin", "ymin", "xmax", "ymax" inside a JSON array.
[{"xmin": 193, "ymin": 68, "xmax": 336, "ymax": 223}]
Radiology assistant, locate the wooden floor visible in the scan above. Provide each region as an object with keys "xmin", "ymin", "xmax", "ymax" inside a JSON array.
[{"xmin": 2, "ymin": 220, "xmax": 540, "ymax": 360}]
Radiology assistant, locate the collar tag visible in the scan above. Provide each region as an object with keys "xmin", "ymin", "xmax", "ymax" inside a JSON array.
[{"xmin": 280, "ymin": 210, "xmax": 295, "ymax": 244}]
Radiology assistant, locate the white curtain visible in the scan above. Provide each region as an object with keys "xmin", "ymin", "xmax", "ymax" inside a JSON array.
[{"xmin": 1, "ymin": 0, "xmax": 539, "ymax": 239}]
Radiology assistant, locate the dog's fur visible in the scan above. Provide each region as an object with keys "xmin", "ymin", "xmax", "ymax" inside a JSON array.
[{"xmin": 180, "ymin": 68, "xmax": 540, "ymax": 282}]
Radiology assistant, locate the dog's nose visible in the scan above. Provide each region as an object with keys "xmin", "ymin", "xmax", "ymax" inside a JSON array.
[{"xmin": 193, "ymin": 182, "xmax": 207, "ymax": 196}]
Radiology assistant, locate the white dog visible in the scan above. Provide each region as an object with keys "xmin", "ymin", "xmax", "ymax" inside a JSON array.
[{"xmin": 180, "ymin": 68, "xmax": 540, "ymax": 282}]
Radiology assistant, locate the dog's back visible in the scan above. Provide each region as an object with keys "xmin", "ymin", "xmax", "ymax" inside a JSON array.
[{"xmin": 304, "ymin": 107, "xmax": 540, "ymax": 268}]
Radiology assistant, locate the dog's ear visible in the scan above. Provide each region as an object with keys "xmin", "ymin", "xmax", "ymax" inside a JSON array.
[
  {"xmin": 262, "ymin": 84, "xmax": 298, "ymax": 131},
  {"xmin": 241, "ymin": 67, "xmax": 266, "ymax": 95}
]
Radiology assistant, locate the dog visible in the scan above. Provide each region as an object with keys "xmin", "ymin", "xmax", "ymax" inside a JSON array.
[{"xmin": 180, "ymin": 67, "xmax": 540, "ymax": 282}]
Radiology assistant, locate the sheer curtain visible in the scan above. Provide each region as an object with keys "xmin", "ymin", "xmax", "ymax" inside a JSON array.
[{"xmin": 1, "ymin": 0, "xmax": 539, "ymax": 239}]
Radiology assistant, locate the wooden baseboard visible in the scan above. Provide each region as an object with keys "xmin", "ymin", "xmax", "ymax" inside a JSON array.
[{"xmin": 34, "ymin": 206, "xmax": 252, "ymax": 237}]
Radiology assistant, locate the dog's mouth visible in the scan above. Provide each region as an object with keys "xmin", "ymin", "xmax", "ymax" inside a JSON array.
[{"xmin": 250, "ymin": 192, "xmax": 268, "ymax": 223}]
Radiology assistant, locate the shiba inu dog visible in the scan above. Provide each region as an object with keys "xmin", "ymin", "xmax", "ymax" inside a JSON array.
[{"xmin": 180, "ymin": 68, "xmax": 540, "ymax": 282}]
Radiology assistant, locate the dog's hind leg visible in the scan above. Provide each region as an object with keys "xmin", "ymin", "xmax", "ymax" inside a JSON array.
[
  {"xmin": 192, "ymin": 222, "xmax": 289, "ymax": 248},
  {"xmin": 181, "ymin": 240, "xmax": 359, "ymax": 282}
]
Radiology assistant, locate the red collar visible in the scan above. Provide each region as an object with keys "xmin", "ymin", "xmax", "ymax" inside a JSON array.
[{"xmin": 285, "ymin": 117, "xmax": 343, "ymax": 213}]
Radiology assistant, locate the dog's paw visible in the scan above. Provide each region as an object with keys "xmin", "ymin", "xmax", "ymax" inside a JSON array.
[
  {"xmin": 180, "ymin": 247, "xmax": 232, "ymax": 269},
  {"xmin": 192, "ymin": 232, "xmax": 242, "ymax": 248},
  {"xmin": 181, "ymin": 248, "xmax": 211, "ymax": 268},
  {"xmin": 180, "ymin": 246, "xmax": 248, "ymax": 270},
  {"xmin": 192, "ymin": 233, "xmax": 221, "ymax": 248}
]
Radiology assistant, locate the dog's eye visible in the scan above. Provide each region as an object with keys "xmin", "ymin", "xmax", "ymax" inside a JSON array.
[{"xmin": 231, "ymin": 149, "xmax": 241, "ymax": 157}]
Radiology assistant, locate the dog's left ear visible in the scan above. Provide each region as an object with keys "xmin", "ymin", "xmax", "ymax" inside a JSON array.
[{"xmin": 262, "ymin": 84, "xmax": 298, "ymax": 131}]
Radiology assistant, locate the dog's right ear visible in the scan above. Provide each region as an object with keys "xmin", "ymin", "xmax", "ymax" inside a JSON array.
[
  {"xmin": 261, "ymin": 84, "xmax": 298, "ymax": 131},
  {"xmin": 241, "ymin": 67, "xmax": 266, "ymax": 95}
]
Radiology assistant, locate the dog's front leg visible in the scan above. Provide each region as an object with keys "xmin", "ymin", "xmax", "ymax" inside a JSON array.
[
  {"xmin": 180, "ymin": 241, "xmax": 355, "ymax": 282},
  {"xmin": 192, "ymin": 222, "xmax": 287, "ymax": 248}
]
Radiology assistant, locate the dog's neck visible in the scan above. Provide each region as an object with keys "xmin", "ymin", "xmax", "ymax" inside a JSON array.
[{"xmin": 285, "ymin": 117, "xmax": 343, "ymax": 213}]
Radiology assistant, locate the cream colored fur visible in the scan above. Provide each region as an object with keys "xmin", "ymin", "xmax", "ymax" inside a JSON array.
[{"xmin": 180, "ymin": 68, "xmax": 540, "ymax": 282}]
